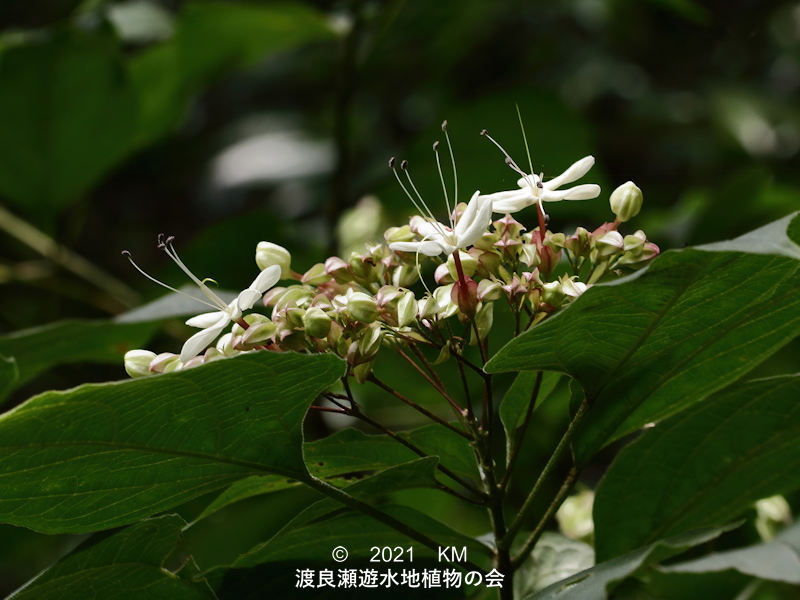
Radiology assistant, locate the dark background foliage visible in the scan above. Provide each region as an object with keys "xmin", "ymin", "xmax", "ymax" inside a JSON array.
[{"xmin": 1, "ymin": 0, "xmax": 798, "ymax": 595}]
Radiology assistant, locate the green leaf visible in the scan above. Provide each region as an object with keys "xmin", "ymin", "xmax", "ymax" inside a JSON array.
[
  {"xmin": 0, "ymin": 27, "xmax": 137, "ymax": 218},
  {"xmin": 0, "ymin": 352, "xmax": 344, "ymax": 533},
  {"xmin": 525, "ymin": 524, "xmax": 738, "ymax": 600},
  {"xmin": 306, "ymin": 424, "xmax": 478, "ymax": 482},
  {"xmin": 0, "ymin": 320, "xmax": 158, "ymax": 402},
  {"xmin": 594, "ymin": 374, "xmax": 800, "ymax": 560},
  {"xmin": 486, "ymin": 214, "xmax": 800, "ymax": 461},
  {"xmin": 660, "ymin": 521, "xmax": 800, "ymax": 584},
  {"xmin": 233, "ymin": 458, "xmax": 492, "ymax": 568},
  {"xmin": 500, "ymin": 371, "xmax": 562, "ymax": 463},
  {"xmin": 9, "ymin": 515, "xmax": 211, "ymax": 599},
  {"xmin": 194, "ymin": 423, "xmax": 478, "ymax": 522},
  {"xmin": 235, "ymin": 504, "xmax": 492, "ymax": 568},
  {"xmin": 129, "ymin": 1, "xmax": 333, "ymax": 145}
]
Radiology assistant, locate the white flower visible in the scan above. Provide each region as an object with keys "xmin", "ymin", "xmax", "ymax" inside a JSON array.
[
  {"xmin": 389, "ymin": 191, "xmax": 492, "ymax": 257},
  {"xmin": 181, "ymin": 265, "xmax": 281, "ymax": 361},
  {"xmin": 481, "ymin": 156, "xmax": 601, "ymax": 213},
  {"xmin": 123, "ymin": 235, "xmax": 282, "ymax": 363}
]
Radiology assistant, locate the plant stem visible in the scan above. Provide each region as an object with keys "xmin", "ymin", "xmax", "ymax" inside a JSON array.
[
  {"xmin": 499, "ymin": 371, "xmax": 542, "ymax": 490},
  {"xmin": 328, "ymin": 392, "xmax": 486, "ymax": 502},
  {"xmin": 368, "ymin": 375, "xmax": 473, "ymax": 440},
  {"xmin": 500, "ymin": 397, "xmax": 589, "ymax": 551},
  {"xmin": 394, "ymin": 346, "xmax": 464, "ymax": 416},
  {"xmin": 0, "ymin": 203, "xmax": 139, "ymax": 309},
  {"xmin": 511, "ymin": 466, "xmax": 579, "ymax": 569}
]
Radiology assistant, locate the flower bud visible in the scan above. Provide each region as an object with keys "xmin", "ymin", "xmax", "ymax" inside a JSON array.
[
  {"xmin": 347, "ymin": 291, "xmax": 378, "ymax": 323},
  {"xmin": 352, "ymin": 361, "xmax": 373, "ymax": 384},
  {"xmin": 149, "ymin": 352, "xmax": 182, "ymax": 373},
  {"xmin": 392, "ymin": 264, "xmax": 419, "ymax": 287},
  {"xmin": 302, "ymin": 263, "xmax": 331, "ymax": 286},
  {"xmin": 255, "ymin": 241, "xmax": 291, "ymax": 278},
  {"xmin": 233, "ymin": 314, "xmax": 276, "ymax": 345},
  {"xmin": 325, "ymin": 256, "xmax": 352, "ymax": 283},
  {"xmin": 470, "ymin": 302, "xmax": 494, "ymax": 344},
  {"xmin": 433, "ymin": 284, "xmax": 458, "ymax": 318},
  {"xmin": 357, "ymin": 324, "xmax": 382, "ymax": 358},
  {"xmin": 285, "ymin": 307, "xmax": 306, "ymax": 329},
  {"xmin": 375, "ymin": 285, "xmax": 402, "ymax": 308},
  {"xmin": 124, "ymin": 349, "xmax": 156, "ymax": 378},
  {"xmin": 434, "ymin": 263, "xmax": 453, "ymax": 285},
  {"xmin": 446, "ymin": 250, "xmax": 477, "ymax": 281},
  {"xmin": 609, "ymin": 181, "xmax": 643, "ymax": 222},
  {"xmin": 384, "ymin": 225, "xmax": 414, "ymax": 244},
  {"xmin": 478, "ymin": 278, "xmax": 502, "ymax": 301},
  {"xmin": 561, "ymin": 276, "xmax": 587, "ymax": 299},
  {"xmin": 518, "ymin": 243, "xmax": 540, "ymax": 268},
  {"xmin": 303, "ymin": 306, "xmax": 332, "ymax": 338},
  {"xmin": 595, "ymin": 230, "xmax": 625, "ymax": 258},
  {"xmin": 397, "ymin": 291, "xmax": 418, "ymax": 327},
  {"xmin": 215, "ymin": 333, "xmax": 237, "ymax": 356}
]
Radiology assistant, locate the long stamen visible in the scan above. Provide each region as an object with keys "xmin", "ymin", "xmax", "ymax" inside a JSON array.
[
  {"xmin": 390, "ymin": 157, "xmax": 430, "ymax": 220},
  {"xmin": 481, "ymin": 129, "xmax": 540, "ymax": 198},
  {"xmin": 160, "ymin": 237, "xmax": 227, "ymax": 310},
  {"xmin": 515, "ymin": 104, "xmax": 535, "ymax": 176},
  {"xmin": 433, "ymin": 141, "xmax": 454, "ymax": 230},
  {"xmin": 442, "ymin": 120, "xmax": 458, "ymax": 214},
  {"xmin": 401, "ymin": 161, "xmax": 450, "ymax": 239},
  {"xmin": 121, "ymin": 250, "xmax": 220, "ymax": 311}
]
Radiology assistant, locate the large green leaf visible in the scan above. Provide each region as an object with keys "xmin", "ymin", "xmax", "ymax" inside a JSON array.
[
  {"xmin": 594, "ymin": 374, "xmax": 800, "ymax": 560},
  {"xmin": 486, "ymin": 214, "xmax": 800, "ymax": 461},
  {"xmin": 195, "ymin": 424, "xmax": 478, "ymax": 523},
  {"xmin": 130, "ymin": 1, "xmax": 333, "ymax": 145},
  {"xmin": 0, "ymin": 27, "xmax": 137, "ymax": 218},
  {"xmin": 9, "ymin": 515, "xmax": 211, "ymax": 599},
  {"xmin": 660, "ymin": 521, "xmax": 800, "ymax": 584},
  {"xmin": 0, "ymin": 320, "xmax": 158, "ymax": 403},
  {"xmin": 525, "ymin": 524, "xmax": 737, "ymax": 600},
  {"xmin": 0, "ymin": 351, "xmax": 344, "ymax": 533}
]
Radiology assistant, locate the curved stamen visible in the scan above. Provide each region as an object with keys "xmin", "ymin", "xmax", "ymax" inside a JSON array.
[
  {"xmin": 401, "ymin": 161, "xmax": 450, "ymax": 240},
  {"xmin": 122, "ymin": 250, "xmax": 220, "ymax": 311},
  {"xmin": 433, "ymin": 141, "xmax": 455, "ymax": 230},
  {"xmin": 160, "ymin": 238, "xmax": 228, "ymax": 310},
  {"xmin": 442, "ymin": 120, "xmax": 459, "ymax": 218},
  {"xmin": 515, "ymin": 104, "xmax": 535, "ymax": 177}
]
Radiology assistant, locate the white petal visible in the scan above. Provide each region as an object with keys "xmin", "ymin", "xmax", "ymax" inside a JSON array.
[
  {"xmin": 180, "ymin": 319, "xmax": 228, "ymax": 362},
  {"xmin": 540, "ymin": 184, "xmax": 601, "ymax": 202},
  {"xmin": 185, "ymin": 310, "xmax": 226, "ymax": 329},
  {"xmin": 515, "ymin": 174, "xmax": 539, "ymax": 190},
  {"xmin": 454, "ymin": 191, "xmax": 480, "ymax": 238},
  {"xmin": 543, "ymin": 156, "xmax": 595, "ymax": 190},
  {"xmin": 237, "ymin": 288, "xmax": 262, "ymax": 311},
  {"xmin": 390, "ymin": 240, "xmax": 448, "ymax": 256},
  {"xmin": 456, "ymin": 193, "xmax": 492, "ymax": 248},
  {"xmin": 416, "ymin": 219, "xmax": 448, "ymax": 240},
  {"xmin": 487, "ymin": 189, "xmax": 535, "ymax": 213},
  {"xmin": 250, "ymin": 264, "xmax": 281, "ymax": 293}
]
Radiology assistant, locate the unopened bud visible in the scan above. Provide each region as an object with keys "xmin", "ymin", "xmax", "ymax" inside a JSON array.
[
  {"xmin": 397, "ymin": 291, "xmax": 418, "ymax": 327},
  {"xmin": 124, "ymin": 349, "xmax": 156, "ymax": 378},
  {"xmin": 478, "ymin": 278, "xmax": 502, "ymax": 301},
  {"xmin": 215, "ymin": 333, "xmax": 237, "ymax": 356},
  {"xmin": 609, "ymin": 181, "xmax": 643, "ymax": 222},
  {"xmin": 446, "ymin": 250, "xmax": 477, "ymax": 281},
  {"xmin": 384, "ymin": 225, "xmax": 414, "ymax": 244},
  {"xmin": 470, "ymin": 302, "xmax": 494, "ymax": 344},
  {"xmin": 348, "ymin": 291, "xmax": 379, "ymax": 323},
  {"xmin": 149, "ymin": 352, "xmax": 182, "ymax": 373},
  {"xmin": 325, "ymin": 256, "xmax": 352, "ymax": 283},
  {"xmin": 302, "ymin": 263, "xmax": 331, "ymax": 286},
  {"xmin": 434, "ymin": 263, "xmax": 453, "ymax": 285},
  {"xmin": 519, "ymin": 243, "xmax": 540, "ymax": 267},
  {"xmin": 285, "ymin": 307, "xmax": 306, "ymax": 329},
  {"xmin": 392, "ymin": 264, "xmax": 419, "ymax": 287},
  {"xmin": 451, "ymin": 276, "xmax": 479, "ymax": 316},
  {"xmin": 255, "ymin": 241, "xmax": 291, "ymax": 278},
  {"xmin": 303, "ymin": 306, "xmax": 332, "ymax": 338},
  {"xmin": 352, "ymin": 361, "xmax": 373, "ymax": 384},
  {"xmin": 595, "ymin": 231, "xmax": 625, "ymax": 257}
]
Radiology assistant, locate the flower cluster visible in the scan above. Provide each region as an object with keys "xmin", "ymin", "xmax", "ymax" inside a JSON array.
[{"xmin": 123, "ymin": 128, "xmax": 658, "ymax": 380}]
